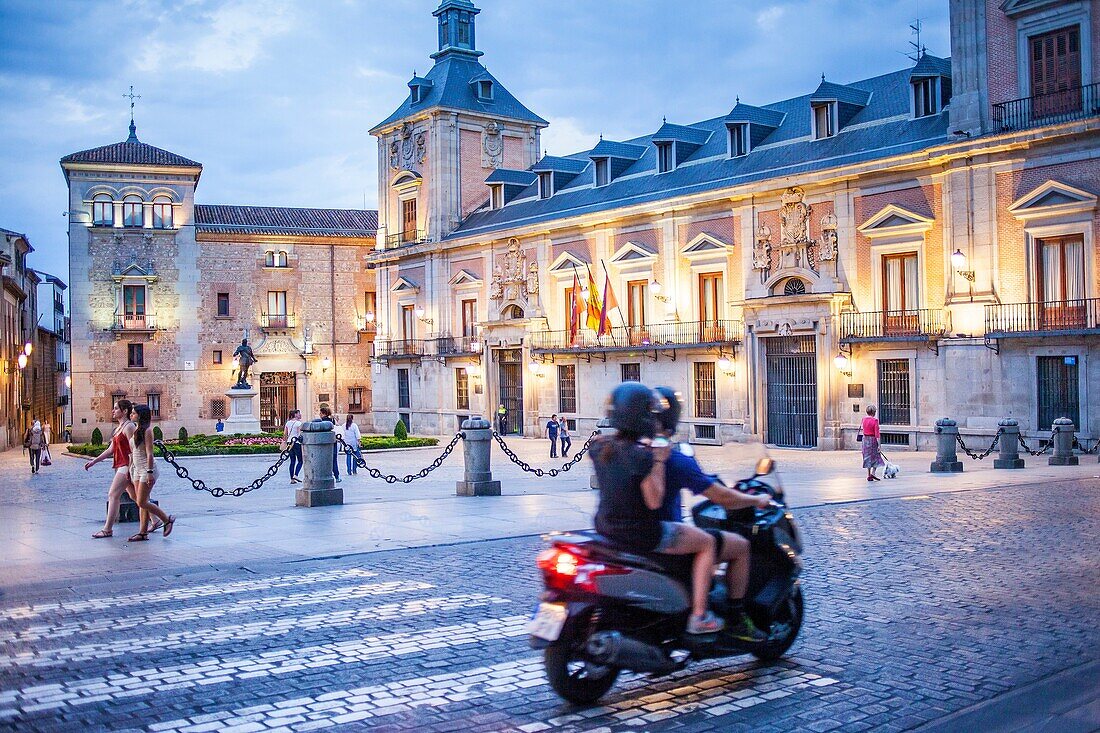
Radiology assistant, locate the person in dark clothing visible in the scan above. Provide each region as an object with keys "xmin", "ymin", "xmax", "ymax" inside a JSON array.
[
  {"xmin": 546, "ymin": 414, "xmax": 559, "ymax": 458},
  {"xmin": 558, "ymin": 416, "xmax": 571, "ymax": 457},
  {"xmin": 497, "ymin": 404, "xmax": 508, "ymax": 434},
  {"xmin": 591, "ymin": 382, "xmax": 723, "ymax": 635}
]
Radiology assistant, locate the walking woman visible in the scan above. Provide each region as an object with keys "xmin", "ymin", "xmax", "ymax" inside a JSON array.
[
  {"xmin": 25, "ymin": 421, "xmax": 45, "ymax": 474},
  {"xmin": 341, "ymin": 414, "xmax": 362, "ymax": 475},
  {"xmin": 127, "ymin": 404, "xmax": 175, "ymax": 542},
  {"xmin": 861, "ymin": 405, "xmax": 885, "ymax": 481},
  {"xmin": 85, "ymin": 399, "xmax": 136, "ymax": 538},
  {"xmin": 284, "ymin": 410, "xmax": 303, "ymax": 483}
]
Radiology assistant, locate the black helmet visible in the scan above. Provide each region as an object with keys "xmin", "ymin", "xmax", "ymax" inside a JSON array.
[
  {"xmin": 608, "ymin": 382, "xmax": 666, "ymax": 438},
  {"xmin": 654, "ymin": 386, "xmax": 682, "ymax": 434}
]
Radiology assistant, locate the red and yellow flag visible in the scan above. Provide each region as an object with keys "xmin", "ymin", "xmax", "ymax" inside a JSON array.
[
  {"xmin": 585, "ymin": 266, "xmax": 602, "ymax": 331},
  {"xmin": 569, "ymin": 269, "xmax": 584, "ymax": 345},
  {"xmin": 597, "ymin": 266, "xmax": 619, "ymax": 337}
]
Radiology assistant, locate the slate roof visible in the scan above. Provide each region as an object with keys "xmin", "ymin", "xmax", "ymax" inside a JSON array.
[
  {"xmin": 810, "ymin": 79, "xmax": 872, "ymax": 106},
  {"xmin": 532, "ymin": 155, "xmax": 590, "ymax": 174},
  {"xmin": 194, "ymin": 205, "xmax": 378, "ymax": 237},
  {"xmin": 449, "ymin": 64, "xmax": 951, "ymax": 241},
  {"xmin": 371, "ymin": 55, "xmax": 548, "ymax": 132},
  {"xmin": 485, "ymin": 168, "xmax": 537, "ymax": 185},
  {"xmin": 724, "ymin": 102, "xmax": 786, "ymax": 128},
  {"xmin": 60, "ymin": 124, "xmax": 201, "ymax": 168},
  {"xmin": 589, "ymin": 139, "xmax": 647, "ymax": 159},
  {"xmin": 910, "ymin": 53, "xmax": 952, "ymax": 79},
  {"xmin": 652, "ymin": 122, "xmax": 712, "ymax": 145}
]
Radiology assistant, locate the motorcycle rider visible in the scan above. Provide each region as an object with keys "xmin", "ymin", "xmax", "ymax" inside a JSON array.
[
  {"xmin": 591, "ymin": 382, "xmax": 724, "ymax": 634},
  {"xmin": 653, "ymin": 386, "xmax": 770, "ymax": 643}
]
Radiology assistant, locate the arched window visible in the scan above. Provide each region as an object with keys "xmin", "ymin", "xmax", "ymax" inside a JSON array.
[
  {"xmin": 265, "ymin": 251, "xmax": 275, "ymax": 267},
  {"xmin": 276, "ymin": 251, "xmax": 288, "ymax": 267},
  {"xmin": 782, "ymin": 278, "xmax": 807, "ymax": 296},
  {"xmin": 92, "ymin": 194, "xmax": 113, "ymax": 226},
  {"xmin": 122, "ymin": 195, "xmax": 143, "ymax": 227},
  {"xmin": 503, "ymin": 305, "xmax": 524, "ymax": 320},
  {"xmin": 152, "ymin": 196, "xmax": 173, "ymax": 229}
]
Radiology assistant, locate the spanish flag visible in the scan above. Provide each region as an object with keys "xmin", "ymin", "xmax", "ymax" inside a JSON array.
[
  {"xmin": 597, "ymin": 262, "xmax": 619, "ymax": 337},
  {"xmin": 585, "ymin": 265, "xmax": 602, "ymax": 331},
  {"xmin": 569, "ymin": 268, "xmax": 584, "ymax": 346}
]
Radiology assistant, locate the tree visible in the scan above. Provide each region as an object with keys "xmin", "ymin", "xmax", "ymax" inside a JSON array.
[
  {"xmin": 91, "ymin": 427, "xmax": 103, "ymax": 446},
  {"xmin": 178, "ymin": 427, "xmax": 189, "ymax": 444},
  {"xmin": 394, "ymin": 419, "xmax": 408, "ymax": 440}
]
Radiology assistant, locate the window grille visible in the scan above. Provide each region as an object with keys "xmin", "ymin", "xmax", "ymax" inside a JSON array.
[
  {"xmin": 1037, "ymin": 355, "xmax": 1079, "ymax": 429},
  {"xmin": 455, "ymin": 368, "xmax": 470, "ymax": 410},
  {"xmin": 557, "ymin": 364, "xmax": 577, "ymax": 413},
  {"xmin": 397, "ymin": 368, "xmax": 411, "ymax": 409},
  {"xmin": 694, "ymin": 362, "xmax": 717, "ymax": 418},
  {"xmin": 210, "ymin": 399, "xmax": 227, "ymax": 420},
  {"xmin": 877, "ymin": 359, "xmax": 911, "ymax": 425},
  {"xmin": 621, "ymin": 363, "xmax": 641, "ymax": 382}
]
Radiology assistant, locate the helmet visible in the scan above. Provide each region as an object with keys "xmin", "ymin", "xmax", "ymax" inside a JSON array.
[
  {"xmin": 608, "ymin": 382, "xmax": 666, "ymax": 438},
  {"xmin": 653, "ymin": 386, "xmax": 682, "ymax": 434}
]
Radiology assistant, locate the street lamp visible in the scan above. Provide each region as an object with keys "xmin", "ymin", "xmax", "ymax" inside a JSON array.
[
  {"xmin": 529, "ymin": 361, "xmax": 545, "ymax": 378},
  {"xmin": 951, "ymin": 249, "xmax": 976, "ymax": 283},
  {"xmin": 321, "ymin": 356, "xmax": 331, "ymax": 373},
  {"xmin": 833, "ymin": 352, "xmax": 852, "ymax": 377},
  {"xmin": 23, "ymin": 342, "xmax": 32, "ymax": 357},
  {"xmin": 17, "ymin": 354, "xmax": 27, "ymax": 370},
  {"xmin": 651, "ymin": 280, "xmax": 672, "ymax": 304},
  {"xmin": 717, "ymin": 357, "xmax": 735, "ymax": 376}
]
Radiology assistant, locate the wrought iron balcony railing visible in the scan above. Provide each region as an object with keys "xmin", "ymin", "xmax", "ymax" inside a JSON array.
[
  {"xmin": 993, "ymin": 82, "xmax": 1100, "ymax": 133},
  {"xmin": 985, "ymin": 298, "xmax": 1100, "ymax": 337},
  {"xmin": 530, "ymin": 319, "xmax": 742, "ymax": 352},
  {"xmin": 429, "ymin": 335, "xmax": 482, "ymax": 356},
  {"xmin": 372, "ymin": 339, "xmax": 425, "ymax": 358},
  {"xmin": 839, "ymin": 309, "xmax": 945, "ymax": 341},
  {"xmin": 384, "ymin": 229, "xmax": 427, "ymax": 249},
  {"xmin": 112, "ymin": 314, "xmax": 159, "ymax": 331},
  {"xmin": 260, "ymin": 313, "xmax": 296, "ymax": 329}
]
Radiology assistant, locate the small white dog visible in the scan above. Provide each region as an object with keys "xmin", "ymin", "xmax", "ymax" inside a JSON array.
[{"xmin": 883, "ymin": 459, "xmax": 901, "ymax": 479}]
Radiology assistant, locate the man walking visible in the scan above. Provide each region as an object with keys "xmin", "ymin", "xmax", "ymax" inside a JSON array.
[{"xmin": 545, "ymin": 414, "xmax": 560, "ymax": 458}]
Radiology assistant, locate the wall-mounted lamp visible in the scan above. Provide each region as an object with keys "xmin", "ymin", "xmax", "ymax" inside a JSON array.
[
  {"xmin": 321, "ymin": 356, "xmax": 331, "ymax": 374},
  {"xmin": 651, "ymin": 280, "xmax": 672, "ymax": 304},
  {"xmin": 717, "ymin": 356, "xmax": 735, "ymax": 376},
  {"xmin": 951, "ymin": 249, "xmax": 976, "ymax": 283},
  {"xmin": 415, "ymin": 307, "xmax": 433, "ymax": 325},
  {"xmin": 529, "ymin": 361, "xmax": 546, "ymax": 378},
  {"xmin": 64, "ymin": 375, "xmax": 72, "ymax": 388},
  {"xmin": 833, "ymin": 352, "xmax": 852, "ymax": 377},
  {"xmin": 17, "ymin": 354, "xmax": 28, "ymax": 370},
  {"xmin": 364, "ymin": 311, "xmax": 375, "ymax": 324},
  {"xmin": 23, "ymin": 342, "xmax": 32, "ymax": 357},
  {"xmin": 472, "ymin": 340, "xmax": 484, "ymax": 354}
]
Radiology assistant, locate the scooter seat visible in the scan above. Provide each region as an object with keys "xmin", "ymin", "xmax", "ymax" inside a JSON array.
[{"xmin": 552, "ymin": 530, "xmax": 693, "ymax": 578}]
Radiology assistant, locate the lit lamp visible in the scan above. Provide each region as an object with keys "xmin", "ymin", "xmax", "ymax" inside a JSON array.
[
  {"xmin": 529, "ymin": 361, "xmax": 545, "ymax": 378},
  {"xmin": 232, "ymin": 355, "xmax": 241, "ymax": 371},
  {"xmin": 472, "ymin": 340, "xmax": 484, "ymax": 353},
  {"xmin": 17, "ymin": 354, "xmax": 28, "ymax": 370},
  {"xmin": 64, "ymin": 375, "xmax": 72, "ymax": 388},
  {"xmin": 833, "ymin": 352, "xmax": 852, "ymax": 377},
  {"xmin": 23, "ymin": 342, "xmax": 32, "ymax": 357},
  {"xmin": 951, "ymin": 249, "xmax": 976, "ymax": 283},
  {"xmin": 651, "ymin": 280, "xmax": 672, "ymax": 304},
  {"xmin": 321, "ymin": 356, "xmax": 331, "ymax": 373},
  {"xmin": 717, "ymin": 356, "xmax": 735, "ymax": 376},
  {"xmin": 415, "ymin": 307, "xmax": 433, "ymax": 325},
  {"xmin": 365, "ymin": 311, "xmax": 375, "ymax": 324}
]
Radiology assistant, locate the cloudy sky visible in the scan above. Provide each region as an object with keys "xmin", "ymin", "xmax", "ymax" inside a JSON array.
[{"xmin": 0, "ymin": 0, "xmax": 948, "ymax": 278}]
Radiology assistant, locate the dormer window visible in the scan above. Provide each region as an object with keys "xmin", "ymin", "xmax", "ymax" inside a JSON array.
[
  {"xmin": 411, "ymin": 86, "xmax": 423, "ymax": 104},
  {"xmin": 912, "ymin": 77, "xmax": 940, "ymax": 117},
  {"xmin": 490, "ymin": 184, "xmax": 504, "ymax": 210},
  {"xmin": 476, "ymin": 79, "xmax": 493, "ymax": 101},
  {"xmin": 594, "ymin": 158, "xmax": 610, "ymax": 187},
  {"xmin": 656, "ymin": 142, "xmax": 674, "ymax": 173},
  {"xmin": 728, "ymin": 123, "xmax": 749, "ymax": 157},
  {"xmin": 538, "ymin": 172, "xmax": 554, "ymax": 200},
  {"xmin": 812, "ymin": 103, "xmax": 836, "ymax": 140}
]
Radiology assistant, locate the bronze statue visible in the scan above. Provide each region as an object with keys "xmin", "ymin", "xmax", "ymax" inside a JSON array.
[{"xmin": 232, "ymin": 338, "xmax": 257, "ymax": 388}]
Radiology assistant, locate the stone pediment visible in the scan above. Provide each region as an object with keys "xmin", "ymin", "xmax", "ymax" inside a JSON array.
[
  {"xmin": 390, "ymin": 276, "xmax": 420, "ymax": 294},
  {"xmin": 610, "ymin": 241, "xmax": 657, "ymax": 263},
  {"xmin": 111, "ymin": 262, "xmax": 158, "ymax": 283},
  {"xmin": 999, "ymin": 0, "xmax": 1065, "ymax": 18},
  {"xmin": 449, "ymin": 269, "xmax": 482, "ymax": 287},
  {"xmin": 682, "ymin": 232, "xmax": 732, "ymax": 257},
  {"xmin": 549, "ymin": 251, "xmax": 590, "ymax": 275},
  {"xmin": 1008, "ymin": 180, "xmax": 1097, "ymax": 221},
  {"xmin": 858, "ymin": 204, "xmax": 934, "ymax": 238}
]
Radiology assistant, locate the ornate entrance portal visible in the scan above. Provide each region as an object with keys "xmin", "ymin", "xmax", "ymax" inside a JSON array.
[
  {"xmin": 765, "ymin": 336, "xmax": 818, "ymax": 448},
  {"xmin": 259, "ymin": 372, "xmax": 296, "ymax": 432},
  {"xmin": 496, "ymin": 349, "xmax": 523, "ymax": 435}
]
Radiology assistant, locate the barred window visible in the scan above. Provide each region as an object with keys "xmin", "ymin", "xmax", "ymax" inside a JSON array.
[
  {"xmin": 146, "ymin": 393, "xmax": 161, "ymax": 419},
  {"xmin": 557, "ymin": 364, "xmax": 577, "ymax": 413},
  {"xmin": 348, "ymin": 387, "xmax": 364, "ymax": 411},
  {"xmin": 694, "ymin": 362, "xmax": 717, "ymax": 418},
  {"xmin": 397, "ymin": 368, "xmax": 410, "ymax": 409},
  {"xmin": 621, "ymin": 363, "xmax": 641, "ymax": 382},
  {"xmin": 456, "ymin": 367, "xmax": 470, "ymax": 410},
  {"xmin": 210, "ymin": 398, "xmax": 227, "ymax": 419}
]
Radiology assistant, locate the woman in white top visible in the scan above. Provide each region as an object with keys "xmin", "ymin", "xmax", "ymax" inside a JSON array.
[
  {"xmin": 341, "ymin": 414, "xmax": 362, "ymax": 475},
  {"xmin": 127, "ymin": 404, "xmax": 175, "ymax": 542},
  {"xmin": 284, "ymin": 410, "xmax": 304, "ymax": 483}
]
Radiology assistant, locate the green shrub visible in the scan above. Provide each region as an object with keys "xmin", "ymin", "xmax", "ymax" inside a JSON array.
[
  {"xmin": 153, "ymin": 425, "xmax": 163, "ymax": 442},
  {"xmin": 68, "ymin": 435, "xmax": 438, "ymax": 458},
  {"xmin": 90, "ymin": 427, "xmax": 103, "ymax": 446},
  {"xmin": 178, "ymin": 427, "xmax": 189, "ymax": 444},
  {"xmin": 394, "ymin": 419, "xmax": 408, "ymax": 440}
]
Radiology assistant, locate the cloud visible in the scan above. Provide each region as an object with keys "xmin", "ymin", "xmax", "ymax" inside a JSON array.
[
  {"xmin": 136, "ymin": 0, "xmax": 296, "ymax": 74},
  {"xmin": 756, "ymin": 5, "xmax": 785, "ymax": 31},
  {"xmin": 540, "ymin": 117, "xmax": 602, "ymax": 158}
]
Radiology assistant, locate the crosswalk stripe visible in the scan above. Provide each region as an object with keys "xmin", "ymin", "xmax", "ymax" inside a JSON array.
[
  {"xmin": 0, "ymin": 594, "xmax": 512, "ymax": 670},
  {"xmin": 0, "ymin": 568, "xmax": 377, "ymax": 622},
  {"xmin": 0, "ymin": 579, "xmax": 431, "ymax": 645}
]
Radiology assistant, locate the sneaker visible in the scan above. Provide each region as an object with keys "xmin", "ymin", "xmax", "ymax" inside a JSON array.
[
  {"xmin": 725, "ymin": 613, "xmax": 767, "ymax": 643},
  {"xmin": 335, "ymin": 477, "xmax": 342, "ymax": 483},
  {"xmin": 686, "ymin": 611, "xmax": 725, "ymax": 635}
]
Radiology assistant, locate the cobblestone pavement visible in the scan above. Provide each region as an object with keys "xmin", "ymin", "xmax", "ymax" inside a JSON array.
[{"xmin": 0, "ymin": 480, "xmax": 1097, "ymax": 732}]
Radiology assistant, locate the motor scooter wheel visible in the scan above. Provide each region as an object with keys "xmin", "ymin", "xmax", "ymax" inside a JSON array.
[
  {"xmin": 751, "ymin": 585, "xmax": 804, "ymax": 662},
  {"xmin": 544, "ymin": 622, "xmax": 621, "ymax": 704}
]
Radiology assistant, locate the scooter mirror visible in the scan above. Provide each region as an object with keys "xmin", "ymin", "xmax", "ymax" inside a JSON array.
[{"xmin": 754, "ymin": 457, "xmax": 775, "ymax": 477}]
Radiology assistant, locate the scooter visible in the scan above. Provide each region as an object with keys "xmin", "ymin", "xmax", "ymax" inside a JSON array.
[{"xmin": 529, "ymin": 457, "xmax": 804, "ymax": 704}]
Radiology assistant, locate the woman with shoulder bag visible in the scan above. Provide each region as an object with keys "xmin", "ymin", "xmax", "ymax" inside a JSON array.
[{"xmin": 861, "ymin": 405, "xmax": 885, "ymax": 481}]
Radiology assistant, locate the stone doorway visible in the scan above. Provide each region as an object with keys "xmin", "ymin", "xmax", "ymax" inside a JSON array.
[
  {"xmin": 260, "ymin": 372, "xmax": 296, "ymax": 432},
  {"xmin": 765, "ymin": 336, "xmax": 818, "ymax": 448},
  {"xmin": 496, "ymin": 349, "xmax": 523, "ymax": 434}
]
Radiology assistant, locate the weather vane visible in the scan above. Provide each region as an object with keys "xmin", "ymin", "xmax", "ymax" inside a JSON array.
[{"xmin": 123, "ymin": 85, "xmax": 141, "ymax": 123}]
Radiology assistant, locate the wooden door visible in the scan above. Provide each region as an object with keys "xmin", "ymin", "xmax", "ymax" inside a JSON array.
[
  {"xmin": 882, "ymin": 253, "xmax": 919, "ymax": 335},
  {"xmin": 402, "ymin": 199, "xmax": 417, "ymax": 242},
  {"xmin": 1030, "ymin": 26, "xmax": 1082, "ymax": 118},
  {"xmin": 698, "ymin": 273, "xmax": 723, "ymax": 341}
]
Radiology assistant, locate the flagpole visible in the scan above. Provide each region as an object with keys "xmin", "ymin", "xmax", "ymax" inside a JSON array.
[{"xmin": 602, "ymin": 260, "xmax": 630, "ymax": 339}]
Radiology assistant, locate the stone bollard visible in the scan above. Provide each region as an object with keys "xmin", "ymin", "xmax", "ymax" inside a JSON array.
[
  {"xmin": 456, "ymin": 416, "xmax": 501, "ymax": 496},
  {"xmin": 930, "ymin": 417, "xmax": 963, "ymax": 473},
  {"xmin": 297, "ymin": 419, "xmax": 343, "ymax": 507},
  {"xmin": 590, "ymin": 417, "xmax": 614, "ymax": 490},
  {"xmin": 1048, "ymin": 418, "xmax": 1079, "ymax": 466},
  {"xmin": 994, "ymin": 418, "xmax": 1025, "ymax": 469}
]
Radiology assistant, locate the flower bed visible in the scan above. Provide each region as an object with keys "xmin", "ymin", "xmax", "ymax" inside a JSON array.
[{"xmin": 67, "ymin": 433, "xmax": 439, "ymax": 457}]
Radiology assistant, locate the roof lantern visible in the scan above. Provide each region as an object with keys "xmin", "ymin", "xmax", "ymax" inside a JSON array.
[{"xmin": 432, "ymin": 0, "xmax": 483, "ymax": 60}]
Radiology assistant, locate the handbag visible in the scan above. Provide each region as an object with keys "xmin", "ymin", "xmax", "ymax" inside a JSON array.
[{"xmin": 856, "ymin": 432, "xmax": 863, "ymax": 443}]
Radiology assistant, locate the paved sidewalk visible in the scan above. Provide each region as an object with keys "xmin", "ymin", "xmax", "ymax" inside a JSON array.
[{"xmin": 0, "ymin": 436, "xmax": 1097, "ymax": 589}]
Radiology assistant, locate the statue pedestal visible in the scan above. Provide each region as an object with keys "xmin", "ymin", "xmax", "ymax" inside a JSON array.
[{"xmin": 224, "ymin": 386, "xmax": 263, "ymax": 434}]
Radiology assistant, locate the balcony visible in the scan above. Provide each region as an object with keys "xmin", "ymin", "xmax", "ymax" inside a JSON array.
[
  {"xmin": 111, "ymin": 314, "xmax": 159, "ymax": 332},
  {"xmin": 260, "ymin": 313, "xmax": 296, "ymax": 330},
  {"xmin": 993, "ymin": 82, "xmax": 1100, "ymax": 133},
  {"xmin": 985, "ymin": 298, "xmax": 1100, "ymax": 339},
  {"xmin": 56, "ymin": 361, "xmax": 67, "ymax": 373},
  {"xmin": 372, "ymin": 339, "xmax": 425, "ymax": 361},
  {"xmin": 384, "ymin": 229, "xmax": 427, "ymax": 249},
  {"xmin": 428, "ymin": 336, "xmax": 482, "ymax": 358},
  {"xmin": 530, "ymin": 319, "xmax": 742, "ymax": 355},
  {"xmin": 839, "ymin": 309, "xmax": 946, "ymax": 343}
]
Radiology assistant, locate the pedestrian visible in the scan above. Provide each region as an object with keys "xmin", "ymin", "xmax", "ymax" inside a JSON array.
[
  {"xmin": 127, "ymin": 404, "xmax": 175, "ymax": 542},
  {"xmin": 341, "ymin": 413, "xmax": 362, "ymax": 475},
  {"xmin": 215, "ymin": 419, "xmax": 225, "ymax": 433},
  {"xmin": 283, "ymin": 410, "xmax": 303, "ymax": 483},
  {"xmin": 545, "ymin": 414, "xmax": 560, "ymax": 458},
  {"xmin": 861, "ymin": 404, "xmax": 885, "ymax": 482},
  {"xmin": 25, "ymin": 421, "xmax": 45, "ymax": 474},
  {"xmin": 42, "ymin": 421, "xmax": 53, "ymax": 465},
  {"xmin": 319, "ymin": 405, "xmax": 341, "ymax": 483},
  {"xmin": 85, "ymin": 399, "xmax": 137, "ymax": 538},
  {"xmin": 558, "ymin": 416, "xmax": 572, "ymax": 457},
  {"xmin": 496, "ymin": 404, "xmax": 508, "ymax": 434}
]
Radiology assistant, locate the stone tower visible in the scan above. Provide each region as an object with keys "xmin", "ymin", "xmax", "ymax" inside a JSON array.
[{"xmin": 369, "ymin": 0, "xmax": 547, "ymax": 248}]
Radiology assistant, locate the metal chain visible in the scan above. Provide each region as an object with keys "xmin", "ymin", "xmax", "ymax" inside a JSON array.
[
  {"xmin": 1072, "ymin": 436, "xmax": 1100, "ymax": 455},
  {"xmin": 1018, "ymin": 430, "xmax": 1057, "ymax": 457},
  {"xmin": 154, "ymin": 438, "xmax": 299, "ymax": 498},
  {"xmin": 336, "ymin": 432, "xmax": 463, "ymax": 483},
  {"xmin": 955, "ymin": 429, "xmax": 1002, "ymax": 460},
  {"xmin": 491, "ymin": 430, "xmax": 597, "ymax": 477}
]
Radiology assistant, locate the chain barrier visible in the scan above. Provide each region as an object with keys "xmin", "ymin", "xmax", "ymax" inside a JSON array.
[
  {"xmin": 1072, "ymin": 436, "xmax": 1100, "ymax": 455},
  {"xmin": 954, "ymin": 429, "xmax": 1002, "ymax": 460},
  {"xmin": 492, "ymin": 430, "xmax": 597, "ymax": 477},
  {"xmin": 155, "ymin": 438, "xmax": 298, "ymax": 498},
  {"xmin": 336, "ymin": 432, "xmax": 463, "ymax": 483},
  {"xmin": 1018, "ymin": 430, "xmax": 1057, "ymax": 457}
]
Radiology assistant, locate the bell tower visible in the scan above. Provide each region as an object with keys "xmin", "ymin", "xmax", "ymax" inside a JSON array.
[{"xmin": 369, "ymin": 0, "xmax": 546, "ymax": 248}]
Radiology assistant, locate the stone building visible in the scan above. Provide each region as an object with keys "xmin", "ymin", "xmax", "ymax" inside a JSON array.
[
  {"xmin": 368, "ymin": 0, "xmax": 1100, "ymax": 449},
  {"xmin": 34, "ymin": 271, "xmax": 70, "ymax": 437},
  {"xmin": 62, "ymin": 122, "xmax": 378, "ymax": 442}
]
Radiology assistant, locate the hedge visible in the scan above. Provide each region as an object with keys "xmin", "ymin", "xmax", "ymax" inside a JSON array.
[{"xmin": 67, "ymin": 435, "xmax": 438, "ymax": 458}]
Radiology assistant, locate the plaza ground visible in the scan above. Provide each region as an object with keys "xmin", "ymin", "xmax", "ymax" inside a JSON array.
[{"xmin": 0, "ymin": 438, "xmax": 1097, "ymax": 731}]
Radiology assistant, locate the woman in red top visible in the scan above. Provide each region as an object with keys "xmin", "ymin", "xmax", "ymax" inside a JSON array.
[
  {"xmin": 85, "ymin": 399, "xmax": 137, "ymax": 538},
  {"xmin": 861, "ymin": 405, "xmax": 885, "ymax": 481}
]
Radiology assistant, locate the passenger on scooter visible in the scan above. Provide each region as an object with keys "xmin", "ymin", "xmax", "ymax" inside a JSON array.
[
  {"xmin": 591, "ymin": 382, "xmax": 724, "ymax": 635},
  {"xmin": 653, "ymin": 386, "xmax": 770, "ymax": 643}
]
